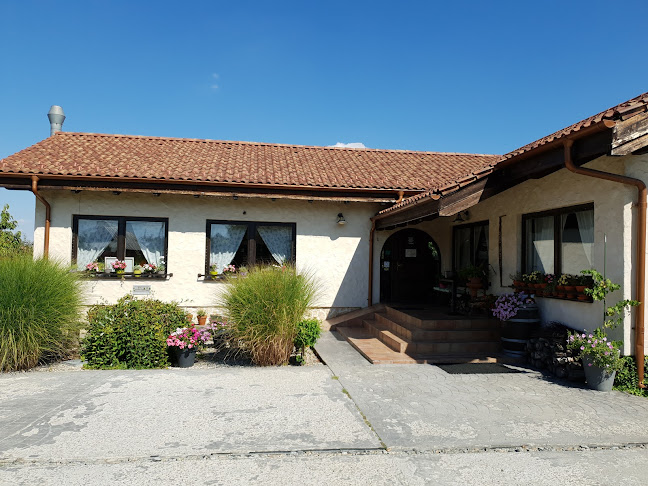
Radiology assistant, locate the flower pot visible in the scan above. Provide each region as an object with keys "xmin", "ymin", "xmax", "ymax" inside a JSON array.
[
  {"xmin": 186, "ymin": 314, "xmax": 193, "ymax": 323},
  {"xmin": 466, "ymin": 277, "xmax": 483, "ymax": 298},
  {"xmin": 556, "ymin": 285, "xmax": 566, "ymax": 298},
  {"xmin": 209, "ymin": 271, "xmax": 218, "ymax": 278},
  {"xmin": 197, "ymin": 315, "xmax": 207, "ymax": 326},
  {"xmin": 172, "ymin": 347, "xmax": 197, "ymax": 368},
  {"xmin": 134, "ymin": 270, "xmax": 142, "ymax": 278},
  {"xmin": 582, "ymin": 356, "xmax": 616, "ymax": 391},
  {"xmin": 575, "ymin": 285, "xmax": 589, "ymax": 301},
  {"xmin": 116, "ymin": 269, "xmax": 125, "ymax": 276}
]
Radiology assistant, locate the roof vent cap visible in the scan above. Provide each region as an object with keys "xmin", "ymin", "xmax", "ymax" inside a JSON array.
[{"xmin": 47, "ymin": 105, "xmax": 65, "ymax": 136}]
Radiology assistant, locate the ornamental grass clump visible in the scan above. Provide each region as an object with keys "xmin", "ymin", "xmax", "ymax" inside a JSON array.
[
  {"xmin": 219, "ymin": 265, "xmax": 319, "ymax": 366},
  {"xmin": 0, "ymin": 256, "xmax": 83, "ymax": 371}
]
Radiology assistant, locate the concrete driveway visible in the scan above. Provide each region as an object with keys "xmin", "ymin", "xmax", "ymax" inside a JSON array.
[{"xmin": 1, "ymin": 331, "xmax": 648, "ymax": 485}]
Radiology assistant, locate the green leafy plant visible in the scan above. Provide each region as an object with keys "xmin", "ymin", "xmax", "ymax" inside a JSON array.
[
  {"xmin": 82, "ymin": 295, "xmax": 186, "ymax": 369},
  {"xmin": 567, "ymin": 269, "xmax": 640, "ymax": 375},
  {"xmin": 294, "ymin": 318, "xmax": 322, "ymax": 362},
  {"xmin": 0, "ymin": 204, "xmax": 32, "ymax": 257},
  {"xmin": 614, "ymin": 356, "xmax": 648, "ymax": 396},
  {"xmin": 219, "ymin": 265, "xmax": 319, "ymax": 366},
  {"xmin": 0, "ymin": 256, "xmax": 83, "ymax": 371},
  {"xmin": 458, "ymin": 264, "xmax": 487, "ymax": 280},
  {"xmin": 196, "ymin": 308, "xmax": 207, "ymax": 317}
]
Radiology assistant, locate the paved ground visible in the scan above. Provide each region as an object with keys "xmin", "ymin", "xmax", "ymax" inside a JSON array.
[
  {"xmin": 316, "ymin": 331, "xmax": 648, "ymax": 450},
  {"xmin": 1, "ymin": 331, "xmax": 648, "ymax": 484}
]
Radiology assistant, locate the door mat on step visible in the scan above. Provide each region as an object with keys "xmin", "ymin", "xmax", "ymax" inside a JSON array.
[{"xmin": 436, "ymin": 363, "xmax": 523, "ymax": 374}]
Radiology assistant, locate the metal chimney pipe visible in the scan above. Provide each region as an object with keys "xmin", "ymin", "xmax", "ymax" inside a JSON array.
[{"xmin": 47, "ymin": 105, "xmax": 65, "ymax": 136}]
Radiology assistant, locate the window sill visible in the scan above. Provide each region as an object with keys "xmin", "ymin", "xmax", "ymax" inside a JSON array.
[
  {"xmin": 80, "ymin": 273, "xmax": 172, "ymax": 279},
  {"xmin": 534, "ymin": 294, "xmax": 592, "ymax": 303},
  {"xmin": 197, "ymin": 273, "xmax": 243, "ymax": 281}
]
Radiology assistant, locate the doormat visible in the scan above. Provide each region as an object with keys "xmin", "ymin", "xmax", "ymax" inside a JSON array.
[{"xmin": 436, "ymin": 363, "xmax": 523, "ymax": 374}]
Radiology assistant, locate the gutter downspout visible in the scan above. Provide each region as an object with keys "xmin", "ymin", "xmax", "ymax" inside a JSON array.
[
  {"xmin": 30, "ymin": 176, "xmax": 50, "ymax": 259},
  {"xmin": 368, "ymin": 191, "xmax": 405, "ymax": 306},
  {"xmin": 563, "ymin": 139, "xmax": 646, "ymax": 388}
]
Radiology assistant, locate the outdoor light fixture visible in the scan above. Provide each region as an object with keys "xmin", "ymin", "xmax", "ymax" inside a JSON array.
[
  {"xmin": 453, "ymin": 210, "xmax": 470, "ymax": 223},
  {"xmin": 112, "ymin": 191, "xmax": 121, "ymax": 196},
  {"xmin": 153, "ymin": 193, "xmax": 161, "ymax": 197},
  {"xmin": 233, "ymin": 195, "xmax": 238, "ymax": 200},
  {"xmin": 337, "ymin": 213, "xmax": 347, "ymax": 225}
]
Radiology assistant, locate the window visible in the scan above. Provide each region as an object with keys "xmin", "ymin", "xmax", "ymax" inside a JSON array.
[
  {"xmin": 206, "ymin": 220, "xmax": 296, "ymax": 273},
  {"xmin": 522, "ymin": 204, "xmax": 593, "ymax": 274},
  {"xmin": 453, "ymin": 221, "xmax": 489, "ymax": 271},
  {"xmin": 72, "ymin": 216, "xmax": 168, "ymax": 272}
]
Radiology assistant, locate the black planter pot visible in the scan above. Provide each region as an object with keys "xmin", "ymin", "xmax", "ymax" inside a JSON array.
[{"xmin": 171, "ymin": 347, "xmax": 197, "ymax": 368}]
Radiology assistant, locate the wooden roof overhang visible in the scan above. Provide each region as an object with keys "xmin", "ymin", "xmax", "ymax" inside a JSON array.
[
  {"xmin": 0, "ymin": 173, "xmax": 422, "ymax": 204},
  {"xmin": 373, "ymin": 115, "xmax": 648, "ymax": 230}
]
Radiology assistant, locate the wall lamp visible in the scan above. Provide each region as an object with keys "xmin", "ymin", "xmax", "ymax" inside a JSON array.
[
  {"xmin": 112, "ymin": 191, "xmax": 121, "ymax": 196},
  {"xmin": 453, "ymin": 210, "xmax": 470, "ymax": 223},
  {"xmin": 337, "ymin": 213, "xmax": 347, "ymax": 225}
]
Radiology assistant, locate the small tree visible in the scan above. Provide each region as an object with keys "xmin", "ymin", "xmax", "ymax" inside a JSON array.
[{"xmin": 0, "ymin": 204, "xmax": 31, "ymax": 257}]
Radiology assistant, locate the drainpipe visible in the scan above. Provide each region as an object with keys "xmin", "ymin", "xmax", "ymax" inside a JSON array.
[
  {"xmin": 563, "ymin": 139, "xmax": 646, "ymax": 388},
  {"xmin": 30, "ymin": 176, "xmax": 50, "ymax": 259},
  {"xmin": 368, "ymin": 191, "xmax": 405, "ymax": 306}
]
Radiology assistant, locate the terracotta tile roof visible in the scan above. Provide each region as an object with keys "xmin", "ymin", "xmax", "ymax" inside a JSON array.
[
  {"xmin": 502, "ymin": 91, "xmax": 648, "ymax": 160},
  {"xmin": 379, "ymin": 90, "xmax": 648, "ymax": 217},
  {"xmin": 0, "ymin": 132, "xmax": 500, "ymax": 192}
]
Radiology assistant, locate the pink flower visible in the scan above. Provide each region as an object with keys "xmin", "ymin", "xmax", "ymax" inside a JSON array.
[
  {"xmin": 580, "ymin": 346, "xmax": 585, "ymax": 350},
  {"xmin": 588, "ymin": 363, "xmax": 593, "ymax": 367}
]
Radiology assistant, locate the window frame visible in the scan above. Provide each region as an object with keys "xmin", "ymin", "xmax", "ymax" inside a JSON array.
[
  {"xmin": 452, "ymin": 219, "xmax": 489, "ymax": 273},
  {"xmin": 72, "ymin": 215, "xmax": 169, "ymax": 275},
  {"xmin": 521, "ymin": 203, "xmax": 594, "ymax": 275},
  {"xmin": 205, "ymin": 220, "xmax": 297, "ymax": 274}
]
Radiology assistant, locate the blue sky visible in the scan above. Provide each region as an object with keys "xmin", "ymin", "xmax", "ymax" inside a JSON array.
[{"xmin": 2, "ymin": 0, "xmax": 647, "ymax": 240}]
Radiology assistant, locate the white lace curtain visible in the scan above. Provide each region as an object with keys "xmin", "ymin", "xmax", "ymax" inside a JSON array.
[
  {"xmin": 257, "ymin": 225, "xmax": 292, "ymax": 265},
  {"xmin": 210, "ymin": 224, "xmax": 247, "ymax": 272},
  {"xmin": 575, "ymin": 209, "xmax": 594, "ymax": 267},
  {"xmin": 529, "ymin": 216, "xmax": 554, "ymax": 273},
  {"xmin": 127, "ymin": 221, "xmax": 166, "ymax": 266},
  {"xmin": 76, "ymin": 219, "xmax": 118, "ymax": 270}
]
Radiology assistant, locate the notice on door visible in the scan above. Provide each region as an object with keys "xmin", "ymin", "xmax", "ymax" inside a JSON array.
[{"xmin": 405, "ymin": 249, "xmax": 417, "ymax": 258}]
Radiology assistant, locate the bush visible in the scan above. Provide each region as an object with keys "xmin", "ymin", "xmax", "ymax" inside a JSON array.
[
  {"xmin": 82, "ymin": 295, "xmax": 186, "ymax": 369},
  {"xmin": 219, "ymin": 265, "xmax": 319, "ymax": 366},
  {"xmin": 0, "ymin": 256, "xmax": 83, "ymax": 371},
  {"xmin": 295, "ymin": 318, "xmax": 322, "ymax": 352},
  {"xmin": 614, "ymin": 356, "xmax": 648, "ymax": 397}
]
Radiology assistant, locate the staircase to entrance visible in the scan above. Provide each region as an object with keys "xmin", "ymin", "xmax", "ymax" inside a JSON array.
[{"xmin": 329, "ymin": 304, "xmax": 502, "ymax": 364}]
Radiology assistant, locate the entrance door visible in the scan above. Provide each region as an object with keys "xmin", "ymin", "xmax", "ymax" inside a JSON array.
[{"xmin": 379, "ymin": 229, "xmax": 440, "ymax": 303}]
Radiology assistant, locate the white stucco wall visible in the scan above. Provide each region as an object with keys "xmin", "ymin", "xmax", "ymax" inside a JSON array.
[
  {"xmin": 33, "ymin": 191, "xmax": 379, "ymax": 321},
  {"xmin": 373, "ymin": 155, "xmax": 644, "ymax": 354}
]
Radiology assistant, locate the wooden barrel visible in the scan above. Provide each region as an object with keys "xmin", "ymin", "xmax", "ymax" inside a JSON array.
[{"xmin": 501, "ymin": 304, "xmax": 540, "ymax": 357}]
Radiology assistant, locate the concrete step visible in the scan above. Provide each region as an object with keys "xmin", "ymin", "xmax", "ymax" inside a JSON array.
[
  {"xmin": 335, "ymin": 325, "xmax": 420, "ymax": 364},
  {"xmin": 413, "ymin": 340, "xmax": 501, "ymax": 356},
  {"xmin": 374, "ymin": 312, "xmax": 500, "ymax": 343},
  {"xmin": 362, "ymin": 319, "xmax": 410, "ymax": 353},
  {"xmin": 384, "ymin": 306, "xmax": 499, "ymax": 331}
]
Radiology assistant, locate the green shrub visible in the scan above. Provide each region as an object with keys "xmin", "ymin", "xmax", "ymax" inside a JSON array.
[
  {"xmin": 219, "ymin": 265, "xmax": 319, "ymax": 366},
  {"xmin": 82, "ymin": 295, "xmax": 186, "ymax": 369},
  {"xmin": 295, "ymin": 318, "xmax": 322, "ymax": 352},
  {"xmin": 0, "ymin": 256, "xmax": 83, "ymax": 371},
  {"xmin": 614, "ymin": 355, "xmax": 648, "ymax": 397}
]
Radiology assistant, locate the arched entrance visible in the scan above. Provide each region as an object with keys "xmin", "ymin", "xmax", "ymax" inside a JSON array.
[{"xmin": 379, "ymin": 228, "xmax": 441, "ymax": 303}]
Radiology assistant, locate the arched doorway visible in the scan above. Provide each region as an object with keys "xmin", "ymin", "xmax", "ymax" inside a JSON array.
[{"xmin": 379, "ymin": 228, "xmax": 441, "ymax": 303}]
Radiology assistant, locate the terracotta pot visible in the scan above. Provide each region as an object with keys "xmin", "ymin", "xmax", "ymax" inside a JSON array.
[
  {"xmin": 466, "ymin": 277, "xmax": 483, "ymax": 298},
  {"xmin": 186, "ymin": 314, "xmax": 193, "ymax": 323},
  {"xmin": 197, "ymin": 315, "xmax": 207, "ymax": 326},
  {"xmin": 564, "ymin": 285, "xmax": 576, "ymax": 299}
]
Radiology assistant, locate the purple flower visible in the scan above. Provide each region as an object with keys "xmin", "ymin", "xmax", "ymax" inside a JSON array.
[{"xmin": 580, "ymin": 346, "xmax": 585, "ymax": 350}]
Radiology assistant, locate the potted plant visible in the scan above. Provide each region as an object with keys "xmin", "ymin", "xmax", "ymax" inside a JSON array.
[
  {"xmin": 209, "ymin": 264, "xmax": 219, "ymax": 278},
  {"xmin": 566, "ymin": 269, "xmax": 640, "ymax": 391},
  {"xmin": 142, "ymin": 263, "xmax": 157, "ymax": 274},
  {"xmin": 166, "ymin": 325, "xmax": 210, "ymax": 368},
  {"xmin": 459, "ymin": 264, "xmax": 488, "ymax": 298},
  {"xmin": 85, "ymin": 261, "xmax": 101, "ymax": 275},
  {"xmin": 556, "ymin": 274, "xmax": 569, "ymax": 298},
  {"xmin": 157, "ymin": 263, "xmax": 166, "ymax": 275},
  {"xmin": 112, "ymin": 259, "xmax": 127, "ymax": 275},
  {"xmin": 196, "ymin": 308, "xmax": 208, "ymax": 326},
  {"xmin": 575, "ymin": 273, "xmax": 593, "ymax": 301},
  {"xmin": 509, "ymin": 272, "xmax": 524, "ymax": 292},
  {"xmin": 223, "ymin": 264, "xmax": 237, "ymax": 276},
  {"xmin": 133, "ymin": 265, "xmax": 143, "ymax": 278},
  {"xmin": 492, "ymin": 292, "xmax": 538, "ymax": 357}
]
